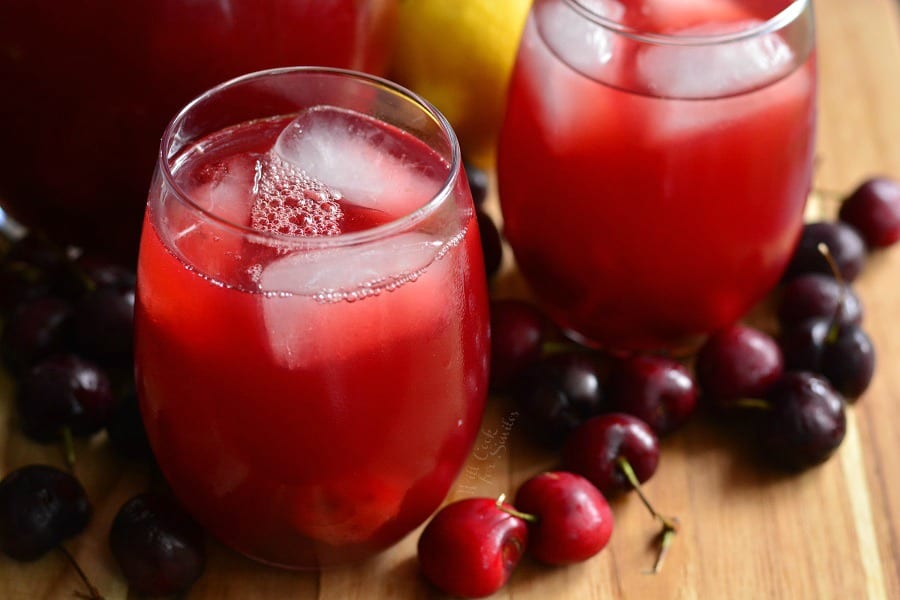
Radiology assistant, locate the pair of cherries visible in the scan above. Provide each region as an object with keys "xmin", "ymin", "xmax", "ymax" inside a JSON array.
[
  {"xmin": 418, "ymin": 471, "xmax": 612, "ymax": 598},
  {"xmin": 418, "ymin": 412, "xmax": 672, "ymax": 598}
]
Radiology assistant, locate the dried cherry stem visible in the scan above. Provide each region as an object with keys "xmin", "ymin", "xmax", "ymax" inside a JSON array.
[
  {"xmin": 60, "ymin": 426, "xmax": 76, "ymax": 471},
  {"xmin": 731, "ymin": 398, "xmax": 773, "ymax": 411},
  {"xmin": 57, "ymin": 545, "xmax": 104, "ymax": 600},
  {"xmin": 816, "ymin": 242, "xmax": 846, "ymax": 343},
  {"xmin": 616, "ymin": 457, "xmax": 678, "ymax": 574},
  {"xmin": 495, "ymin": 493, "xmax": 538, "ymax": 524}
]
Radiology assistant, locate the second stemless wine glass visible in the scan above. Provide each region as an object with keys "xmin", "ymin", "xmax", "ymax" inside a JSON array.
[
  {"xmin": 498, "ymin": 0, "xmax": 816, "ymax": 352},
  {"xmin": 135, "ymin": 68, "xmax": 489, "ymax": 568}
]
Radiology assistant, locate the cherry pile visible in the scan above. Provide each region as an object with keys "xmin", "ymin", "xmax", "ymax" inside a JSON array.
[
  {"xmin": 0, "ymin": 231, "xmax": 204, "ymax": 596},
  {"xmin": 417, "ymin": 172, "xmax": 900, "ymax": 597}
]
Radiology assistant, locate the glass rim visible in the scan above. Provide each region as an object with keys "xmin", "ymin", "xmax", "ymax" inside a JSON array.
[
  {"xmin": 561, "ymin": 0, "xmax": 810, "ymax": 46},
  {"xmin": 158, "ymin": 66, "xmax": 463, "ymax": 250}
]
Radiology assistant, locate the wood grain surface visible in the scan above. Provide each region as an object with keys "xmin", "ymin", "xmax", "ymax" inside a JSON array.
[{"xmin": 2, "ymin": 0, "xmax": 900, "ymax": 597}]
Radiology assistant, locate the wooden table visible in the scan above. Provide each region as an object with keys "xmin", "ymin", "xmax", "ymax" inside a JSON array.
[{"xmin": 2, "ymin": 0, "xmax": 900, "ymax": 597}]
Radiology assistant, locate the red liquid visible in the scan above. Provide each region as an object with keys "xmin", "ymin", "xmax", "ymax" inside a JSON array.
[
  {"xmin": 135, "ymin": 110, "xmax": 489, "ymax": 567},
  {"xmin": 498, "ymin": 0, "xmax": 816, "ymax": 352},
  {"xmin": 0, "ymin": 0, "xmax": 396, "ymax": 261}
]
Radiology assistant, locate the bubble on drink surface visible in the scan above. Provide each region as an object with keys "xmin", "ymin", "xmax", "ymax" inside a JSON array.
[
  {"xmin": 635, "ymin": 20, "xmax": 797, "ymax": 99},
  {"xmin": 273, "ymin": 106, "xmax": 444, "ymax": 220},
  {"xmin": 250, "ymin": 153, "xmax": 344, "ymax": 238}
]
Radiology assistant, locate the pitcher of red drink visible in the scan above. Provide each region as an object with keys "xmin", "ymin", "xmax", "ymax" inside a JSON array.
[
  {"xmin": 498, "ymin": 0, "xmax": 816, "ymax": 352},
  {"xmin": 0, "ymin": 0, "xmax": 397, "ymax": 261}
]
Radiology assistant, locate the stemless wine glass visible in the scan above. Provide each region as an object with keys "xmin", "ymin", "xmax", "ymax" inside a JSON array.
[
  {"xmin": 134, "ymin": 67, "xmax": 489, "ymax": 568},
  {"xmin": 498, "ymin": 0, "xmax": 816, "ymax": 352},
  {"xmin": 0, "ymin": 0, "xmax": 397, "ymax": 261}
]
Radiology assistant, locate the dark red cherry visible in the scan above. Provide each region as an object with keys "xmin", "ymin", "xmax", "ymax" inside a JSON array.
[
  {"xmin": 839, "ymin": 177, "xmax": 900, "ymax": 248},
  {"xmin": 513, "ymin": 352, "xmax": 606, "ymax": 446},
  {"xmin": 778, "ymin": 274, "xmax": 863, "ymax": 329},
  {"xmin": 607, "ymin": 355, "xmax": 697, "ymax": 435},
  {"xmin": 464, "ymin": 161, "xmax": 490, "ymax": 207},
  {"xmin": 758, "ymin": 372, "xmax": 846, "ymax": 470},
  {"xmin": 0, "ymin": 465, "xmax": 91, "ymax": 561},
  {"xmin": 489, "ymin": 299, "xmax": 548, "ymax": 391},
  {"xmin": 696, "ymin": 324, "xmax": 783, "ymax": 409},
  {"xmin": 17, "ymin": 354, "xmax": 116, "ymax": 442},
  {"xmin": 477, "ymin": 210, "xmax": 503, "ymax": 279},
  {"xmin": 109, "ymin": 493, "xmax": 206, "ymax": 597},
  {"xmin": 783, "ymin": 222, "xmax": 866, "ymax": 282},
  {"xmin": 562, "ymin": 413, "xmax": 659, "ymax": 497},
  {"xmin": 1, "ymin": 296, "xmax": 73, "ymax": 373}
]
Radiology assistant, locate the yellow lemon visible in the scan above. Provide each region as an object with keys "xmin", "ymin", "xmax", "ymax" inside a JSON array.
[{"xmin": 391, "ymin": 0, "xmax": 531, "ymax": 167}]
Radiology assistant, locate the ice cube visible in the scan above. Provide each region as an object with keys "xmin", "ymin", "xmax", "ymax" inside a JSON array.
[
  {"xmin": 637, "ymin": 21, "xmax": 810, "ymax": 143},
  {"xmin": 636, "ymin": 21, "xmax": 796, "ymax": 99},
  {"xmin": 522, "ymin": 2, "xmax": 626, "ymax": 152},
  {"xmin": 533, "ymin": 0, "xmax": 625, "ymax": 81},
  {"xmin": 166, "ymin": 154, "xmax": 257, "ymax": 280},
  {"xmin": 274, "ymin": 106, "xmax": 442, "ymax": 219},
  {"xmin": 188, "ymin": 153, "xmax": 257, "ymax": 228},
  {"xmin": 259, "ymin": 232, "xmax": 452, "ymax": 369}
]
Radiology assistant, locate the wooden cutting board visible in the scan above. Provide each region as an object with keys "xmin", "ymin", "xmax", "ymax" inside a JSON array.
[{"xmin": 2, "ymin": 0, "xmax": 900, "ymax": 597}]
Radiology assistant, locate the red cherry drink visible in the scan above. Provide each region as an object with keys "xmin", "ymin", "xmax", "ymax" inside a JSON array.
[
  {"xmin": 498, "ymin": 0, "xmax": 816, "ymax": 352},
  {"xmin": 0, "ymin": 0, "xmax": 397, "ymax": 260},
  {"xmin": 135, "ymin": 73, "xmax": 489, "ymax": 568}
]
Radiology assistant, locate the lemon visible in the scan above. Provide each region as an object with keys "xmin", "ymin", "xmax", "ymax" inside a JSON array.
[{"xmin": 391, "ymin": 0, "xmax": 531, "ymax": 167}]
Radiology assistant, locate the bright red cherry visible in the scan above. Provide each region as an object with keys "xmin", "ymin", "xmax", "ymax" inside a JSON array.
[
  {"xmin": 418, "ymin": 497, "xmax": 528, "ymax": 598},
  {"xmin": 514, "ymin": 471, "xmax": 613, "ymax": 565}
]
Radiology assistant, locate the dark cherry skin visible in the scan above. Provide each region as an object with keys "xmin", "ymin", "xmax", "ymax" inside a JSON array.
[
  {"xmin": 0, "ymin": 465, "xmax": 91, "ymax": 561},
  {"xmin": 489, "ymin": 299, "xmax": 548, "ymax": 391},
  {"xmin": 513, "ymin": 352, "xmax": 606, "ymax": 446},
  {"xmin": 821, "ymin": 325, "xmax": 875, "ymax": 400},
  {"xmin": 759, "ymin": 372, "xmax": 846, "ymax": 470},
  {"xmin": 778, "ymin": 273, "xmax": 863, "ymax": 329},
  {"xmin": 781, "ymin": 318, "xmax": 875, "ymax": 400},
  {"xmin": 839, "ymin": 177, "xmax": 900, "ymax": 248},
  {"xmin": 70, "ymin": 285, "xmax": 135, "ymax": 366},
  {"xmin": 109, "ymin": 493, "xmax": 206, "ymax": 597},
  {"xmin": 465, "ymin": 161, "xmax": 490, "ymax": 207},
  {"xmin": 105, "ymin": 385, "xmax": 153, "ymax": 461},
  {"xmin": 17, "ymin": 354, "xmax": 116, "ymax": 442},
  {"xmin": 562, "ymin": 413, "xmax": 660, "ymax": 497},
  {"xmin": 418, "ymin": 497, "xmax": 528, "ymax": 598},
  {"xmin": 607, "ymin": 355, "xmax": 697, "ymax": 436},
  {"xmin": 0, "ymin": 259, "xmax": 52, "ymax": 316},
  {"xmin": 696, "ymin": 324, "xmax": 784, "ymax": 409},
  {"xmin": 783, "ymin": 222, "xmax": 866, "ymax": 283},
  {"xmin": 1, "ymin": 296, "xmax": 73, "ymax": 373},
  {"xmin": 477, "ymin": 209, "xmax": 503, "ymax": 279},
  {"xmin": 514, "ymin": 471, "xmax": 613, "ymax": 565}
]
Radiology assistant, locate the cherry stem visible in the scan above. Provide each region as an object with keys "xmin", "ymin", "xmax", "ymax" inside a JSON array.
[
  {"xmin": 731, "ymin": 398, "xmax": 773, "ymax": 411},
  {"xmin": 57, "ymin": 545, "xmax": 104, "ymax": 600},
  {"xmin": 816, "ymin": 242, "xmax": 845, "ymax": 343},
  {"xmin": 60, "ymin": 426, "xmax": 76, "ymax": 471},
  {"xmin": 616, "ymin": 457, "xmax": 678, "ymax": 574},
  {"xmin": 541, "ymin": 340, "xmax": 592, "ymax": 356},
  {"xmin": 495, "ymin": 493, "xmax": 538, "ymax": 523}
]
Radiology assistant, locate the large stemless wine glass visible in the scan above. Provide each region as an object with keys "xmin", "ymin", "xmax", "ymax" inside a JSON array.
[
  {"xmin": 498, "ymin": 0, "xmax": 816, "ymax": 353},
  {"xmin": 0, "ymin": 0, "xmax": 397, "ymax": 261},
  {"xmin": 135, "ymin": 67, "xmax": 489, "ymax": 568}
]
